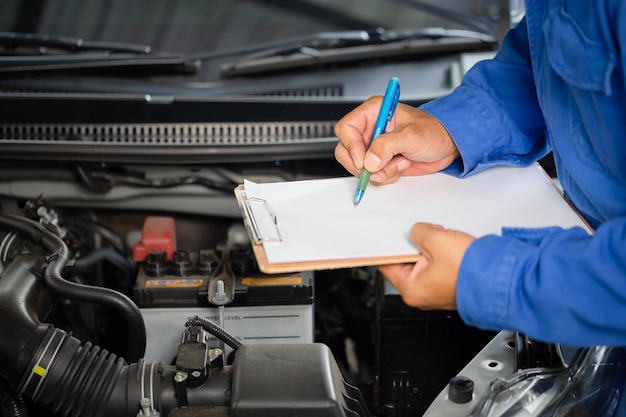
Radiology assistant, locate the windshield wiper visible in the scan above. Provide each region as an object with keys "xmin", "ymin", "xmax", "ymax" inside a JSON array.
[
  {"xmin": 383, "ymin": 27, "xmax": 495, "ymax": 43},
  {"xmin": 0, "ymin": 32, "xmax": 199, "ymax": 75},
  {"xmin": 213, "ymin": 27, "xmax": 496, "ymax": 77},
  {"xmin": 0, "ymin": 27, "xmax": 495, "ymax": 78},
  {"xmin": 0, "ymin": 31, "xmax": 152, "ymax": 54},
  {"xmin": 187, "ymin": 29, "xmax": 378, "ymax": 62}
]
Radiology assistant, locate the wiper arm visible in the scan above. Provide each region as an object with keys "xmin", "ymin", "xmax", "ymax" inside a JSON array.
[
  {"xmin": 231, "ymin": 27, "xmax": 494, "ymax": 59},
  {"xmin": 0, "ymin": 53, "xmax": 199, "ymax": 75},
  {"xmin": 381, "ymin": 27, "xmax": 495, "ymax": 43},
  {"xmin": 0, "ymin": 29, "xmax": 376, "ymax": 76},
  {"xmin": 0, "ymin": 32, "xmax": 199, "ymax": 75},
  {"xmin": 0, "ymin": 31, "xmax": 152, "ymax": 54},
  {"xmin": 187, "ymin": 29, "xmax": 376, "ymax": 61},
  {"xmin": 186, "ymin": 26, "xmax": 492, "ymax": 67},
  {"xmin": 216, "ymin": 27, "xmax": 496, "ymax": 77}
]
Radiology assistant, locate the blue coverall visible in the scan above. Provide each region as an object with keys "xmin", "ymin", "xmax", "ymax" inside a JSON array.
[
  {"xmin": 422, "ymin": 0, "xmax": 626, "ymax": 346},
  {"xmin": 421, "ymin": 1, "xmax": 626, "ymax": 412}
]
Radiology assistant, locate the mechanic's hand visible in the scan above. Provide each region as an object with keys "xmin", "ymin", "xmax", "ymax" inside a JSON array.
[
  {"xmin": 379, "ymin": 223, "xmax": 475, "ymax": 310},
  {"xmin": 334, "ymin": 96, "xmax": 460, "ymax": 184}
]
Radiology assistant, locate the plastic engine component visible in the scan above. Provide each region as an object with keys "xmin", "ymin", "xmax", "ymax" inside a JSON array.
[
  {"xmin": 132, "ymin": 216, "xmax": 177, "ymax": 262},
  {"xmin": 231, "ymin": 343, "xmax": 370, "ymax": 417}
]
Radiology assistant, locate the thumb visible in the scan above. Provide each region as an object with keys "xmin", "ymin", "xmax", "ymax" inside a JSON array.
[
  {"xmin": 410, "ymin": 222, "xmax": 446, "ymax": 257},
  {"xmin": 410, "ymin": 222, "xmax": 475, "ymax": 269}
]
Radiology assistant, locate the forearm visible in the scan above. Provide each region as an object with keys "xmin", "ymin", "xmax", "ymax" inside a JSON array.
[{"xmin": 456, "ymin": 217, "xmax": 626, "ymax": 347}]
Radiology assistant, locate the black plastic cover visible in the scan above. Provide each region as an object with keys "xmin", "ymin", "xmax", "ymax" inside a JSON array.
[{"xmin": 230, "ymin": 343, "xmax": 370, "ymax": 417}]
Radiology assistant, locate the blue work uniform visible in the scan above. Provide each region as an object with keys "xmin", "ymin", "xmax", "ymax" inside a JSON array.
[{"xmin": 421, "ymin": 1, "xmax": 626, "ymax": 349}]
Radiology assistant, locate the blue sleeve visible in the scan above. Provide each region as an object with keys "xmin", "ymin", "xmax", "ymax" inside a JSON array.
[
  {"xmin": 456, "ymin": 218, "xmax": 626, "ymax": 347},
  {"xmin": 417, "ymin": 11, "xmax": 626, "ymax": 348},
  {"xmin": 420, "ymin": 17, "xmax": 549, "ymax": 177}
]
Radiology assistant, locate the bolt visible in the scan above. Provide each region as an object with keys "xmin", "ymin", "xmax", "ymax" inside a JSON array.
[
  {"xmin": 208, "ymin": 348, "xmax": 223, "ymax": 362},
  {"xmin": 212, "ymin": 280, "xmax": 228, "ymax": 304},
  {"xmin": 139, "ymin": 398, "xmax": 152, "ymax": 416},
  {"xmin": 448, "ymin": 375, "xmax": 474, "ymax": 404},
  {"xmin": 174, "ymin": 371, "xmax": 188, "ymax": 383}
]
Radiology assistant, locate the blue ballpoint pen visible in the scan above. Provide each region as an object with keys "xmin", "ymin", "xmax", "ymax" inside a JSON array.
[{"xmin": 353, "ymin": 77, "xmax": 401, "ymax": 206}]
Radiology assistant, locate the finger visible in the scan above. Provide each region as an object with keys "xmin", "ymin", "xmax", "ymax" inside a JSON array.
[
  {"xmin": 369, "ymin": 155, "xmax": 413, "ymax": 184},
  {"xmin": 363, "ymin": 121, "xmax": 421, "ymax": 183},
  {"xmin": 365, "ymin": 122, "xmax": 437, "ymax": 171},
  {"xmin": 410, "ymin": 223, "xmax": 473, "ymax": 266},
  {"xmin": 409, "ymin": 222, "xmax": 446, "ymax": 258},
  {"xmin": 379, "ymin": 262, "xmax": 412, "ymax": 281},
  {"xmin": 379, "ymin": 262, "xmax": 416, "ymax": 293},
  {"xmin": 380, "ymin": 224, "xmax": 474, "ymax": 311},
  {"xmin": 379, "ymin": 257, "xmax": 436, "ymax": 308},
  {"xmin": 362, "ymin": 125, "xmax": 406, "ymax": 173},
  {"xmin": 334, "ymin": 143, "xmax": 361, "ymax": 176},
  {"xmin": 380, "ymin": 254, "xmax": 428, "ymax": 284},
  {"xmin": 334, "ymin": 97, "xmax": 384, "ymax": 171}
]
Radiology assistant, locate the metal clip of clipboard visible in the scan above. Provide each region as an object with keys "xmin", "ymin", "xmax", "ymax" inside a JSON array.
[{"xmin": 239, "ymin": 196, "xmax": 282, "ymax": 245}]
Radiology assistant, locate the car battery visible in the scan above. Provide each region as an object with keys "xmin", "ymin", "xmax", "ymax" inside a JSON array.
[{"xmin": 131, "ymin": 217, "xmax": 314, "ymax": 363}]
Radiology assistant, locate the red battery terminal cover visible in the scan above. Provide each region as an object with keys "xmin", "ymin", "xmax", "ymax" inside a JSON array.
[{"xmin": 132, "ymin": 216, "xmax": 177, "ymax": 262}]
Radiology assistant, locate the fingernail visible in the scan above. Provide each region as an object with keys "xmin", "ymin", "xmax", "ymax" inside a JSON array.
[{"xmin": 364, "ymin": 153, "xmax": 381, "ymax": 171}]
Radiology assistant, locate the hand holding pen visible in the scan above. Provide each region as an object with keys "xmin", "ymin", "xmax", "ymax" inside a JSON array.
[
  {"xmin": 333, "ymin": 80, "xmax": 470, "ymax": 311},
  {"xmin": 334, "ymin": 81, "xmax": 461, "ymax": 200}
]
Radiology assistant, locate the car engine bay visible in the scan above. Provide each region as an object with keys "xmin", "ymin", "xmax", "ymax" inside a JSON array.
[{"xmin": 0, "ymin": 175, "xmax": 500, "ymax": 416}]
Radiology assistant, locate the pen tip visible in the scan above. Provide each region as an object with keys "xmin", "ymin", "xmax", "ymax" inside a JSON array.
[{"xmin": 353, "ymin": 190, "xmax": 363, "ymax": 207}]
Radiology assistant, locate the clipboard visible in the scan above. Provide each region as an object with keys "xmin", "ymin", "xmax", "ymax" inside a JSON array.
[
  {"xmin": 234, "ymin": 164, "xmax": 591, "ymax": 274},
  {"xmin": 235, "ymin": 185, "xmax": 421, "ymax": 274}
]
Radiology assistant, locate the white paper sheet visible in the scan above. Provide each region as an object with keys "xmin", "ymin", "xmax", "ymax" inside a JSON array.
[{"xmin": 242, "ymin": 165, "xmax": 589, "ymax": 265}]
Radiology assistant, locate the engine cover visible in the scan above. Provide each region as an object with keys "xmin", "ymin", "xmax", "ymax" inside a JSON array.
[{"xmin": 230, "ymin": 343, "xmax": 370, "ymax": 417}]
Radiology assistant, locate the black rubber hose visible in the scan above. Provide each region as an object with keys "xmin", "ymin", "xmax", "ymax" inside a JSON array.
[
  {"xmin": 21, "ymin": 327, "xmax": 126, "ymax": 417},
  {"xmin": 0, "ymin": 377, "xmax": 29, "ymax": 417},
  {"xmin": 23, "ymin": 326, "xmax": 231, "ymax": 417},
  {"xmin": 0, "ymin": 212, "xmax": 146, "ymax": 363},
  {"xmin": 186, "ymin": 316, "xmax": 242, "ymax": 351}
]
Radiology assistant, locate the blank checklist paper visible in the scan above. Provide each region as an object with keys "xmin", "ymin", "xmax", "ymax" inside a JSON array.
[{"xmin": 236, "ymin": 164, "xmax": 591, "ymax": 273}]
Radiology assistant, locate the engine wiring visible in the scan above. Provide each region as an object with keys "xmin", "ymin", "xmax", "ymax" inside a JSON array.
[{"xmin": 74, "ymin": 164, "xmax": 237, "ymax": 193}]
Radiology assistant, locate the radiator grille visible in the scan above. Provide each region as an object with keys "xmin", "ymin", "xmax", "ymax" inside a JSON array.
[
  {"xmin": 249, "ymin": 84, "xmax": 343, "ymax": 98},
  {"xmin": 0, "ymin": 121, "xmax": 337, "ymax": 145}
]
